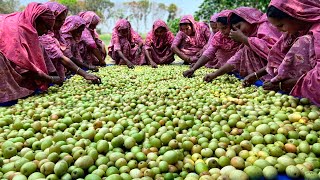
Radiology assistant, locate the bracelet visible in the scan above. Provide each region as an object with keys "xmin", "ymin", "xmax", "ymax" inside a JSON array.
[
  {"xmin": 254, "ymin": 72, "xmax": 259, "ymax": 80},
  {"xmin": 76, "ymin": 67, "xmax": 80, "ymax": 74},
  {"xmin": 279, "ymin": 82, "xmax": 282, "ymax": 91},
  {"xmin": 50, "ymin": 76, "xmax": 54, "ymax": 83}
]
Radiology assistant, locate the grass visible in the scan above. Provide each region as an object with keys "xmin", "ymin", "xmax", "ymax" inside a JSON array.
[{"xmin": 100, "ymin": 34, "xmax": 112, "ymax": 46}]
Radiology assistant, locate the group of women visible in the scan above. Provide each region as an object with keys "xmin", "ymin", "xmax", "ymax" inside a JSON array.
[
  {"xmin": 1, "ymin": 0, "xmax": 319, "ymax": 107},
  {"xmin": 0, "ymin": 2, "xmax": 104, "ymax": 104}
]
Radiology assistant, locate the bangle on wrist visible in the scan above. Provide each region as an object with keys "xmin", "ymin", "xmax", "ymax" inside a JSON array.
[
  {"xmin": 50, "ymin": 76, "xmax": 54, "ymax": 83},
  {"xmin": 279, "ymin": 82, "xmax": 282, "ymax": 91},
  {"xmin": 76, "ymin": 67, "xmax": 80, "ymax": 74},
  {"xmin": 254, "ymin": 72, "xmax": 259, "ymax": 80}
]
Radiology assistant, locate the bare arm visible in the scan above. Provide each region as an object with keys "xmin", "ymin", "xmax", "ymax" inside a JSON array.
[
  {"xmin": 92, "ymin": 48, "xmax": 105, "ymax": 66},
  {"xmin": 243, "ymin": 66, "xmax": 268, "ymax": 87},
  {"xmin": 204, "ymin": 63, "xmax": 234, "ymax": 82},
  {"xmin": 70, "ymin": 57, "xmax": 98, "ymax": 71},
  {"xmin": 281, "ymin": 78, "xmax": 299, "ymax": 93},
  {"xmin": 191, "ymin": 55, "xmax": 210, "ymax": 71},
  {"xmin": 24, "ymin": 71, "xmax": 63, "ymax": 85},
  {"xmin": 116, "ymin": 50, "xmax": 134, "ymax": 68},
  {"xmin": 171, "ymin": 46, "xmax": 190, "ymax": 63},
  {"xmin": 145, "ymin": 49, "xmax": 157, "ymax": 68},
  {"xmin": 60, "ymin": 56, "xmax": 101, "ymax": 84},
  {"xmin": 183, "ymin": 55, "xmax": 210, "ymax": 78}
]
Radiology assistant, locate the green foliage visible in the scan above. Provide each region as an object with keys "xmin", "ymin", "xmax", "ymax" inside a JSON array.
[
  {"xmin": 56, "ymin": 0, "xmax": 114, "ymax": 21},
  {"xmin": 167, "ymin": 18, "xmax": 180, "ymax": 35},
  {"xmin": 57, "ymin": 0, "xmax": 77, "ymax": 7},
  {"xmin": 0, "ymin": 0, "xmax": 19, "ymax": 14},
  {"xmin": 57, "ymin": 0, "xmax": 81, "ymax": 14},
  {"xmin": 195, "ymin": 0, "xmax": 270, "ymax": 21},
  {"xmin": 167, "ymin": 3, "xmax": 178, "ymax": 21}
]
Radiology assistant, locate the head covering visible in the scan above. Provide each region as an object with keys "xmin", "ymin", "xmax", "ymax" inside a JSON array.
[
  {"xmin": 112, "ymin": 19, "xmax": 141, "ymax": 43},
  {"xmin": 212, "ymin": 10, "xmax": 240, "ymax": 50},
  {"xmin": 146, "ymin": 19, "xmax": 174, "ymax": 49},
  {"xmin": 0, "ymin": 2, "xmax": 55, "ymax": 76},
  {"xmin": 180, "ymin": 15, "xmax": 196, "ymax": 27},
  {"xmin": 44, "ymin": 2, "xmax": 68, "ymax": 40},
  {"xmin": 210, "ymin": 13, "xmax": 220, "ymax": 23},
  {"xmin": 78, "ymin": 11, "xmax": 101, "ymax": 28},
  {"xmin": 61, "ymin": 15, "xmax": 86, "ymax": 40},
  {"xmin": 269, "ymin": 0, "xmax": 320, "ymax": 60},
  {"xmin": 217, "ymin": 10, "xmax": 233, "ymax": 24},
  {"xmin": 45, "ymin": 2, "xmax": 68, "ymax": 18},
  {"xmin": 179, "ymin": 15, "xmax": 210, "ymax": 43},
  {"xmin": 269, "ymin": 0, "xmax": 320, "ymax": 22},
  {"xmin": 231, "ymin": 7, "xmax": 265, "ymax": 24}
]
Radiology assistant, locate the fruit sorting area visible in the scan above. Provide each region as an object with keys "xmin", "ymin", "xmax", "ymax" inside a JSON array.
[{"xmin": 0, "ymin": 65, "xmax": 320, "ymax": 180}]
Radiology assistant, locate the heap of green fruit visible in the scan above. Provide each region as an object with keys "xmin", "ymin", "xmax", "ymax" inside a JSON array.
[{"xmin": 0, "ymin": 65, "xmax": 319, "ymax": 180}]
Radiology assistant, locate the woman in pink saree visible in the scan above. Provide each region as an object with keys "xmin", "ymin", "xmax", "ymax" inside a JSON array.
[
  {"xmin": 60, "ymin": 15, "xmax": 101, "ymax": 83},
  {"xmin": 39, "ymin": 2, "xmax": 100, "ymax": 83},
  {"xmin": 260, "ymin": 0, "xmax": 320, "ymax": 106},
  {"xmin": 171, "ymin": 15, "xmax": 211, "ymax": 64},
  {"xmin": 204, "ymin": 7, "xmax": 281, "ymax": 83},
  {"xmin": 145, "ymin": 20, "xmax": 175, "ymax": 68},
  {"xmin": 0, "ymin": 3, "xmax": 63, "ymax": 103},
  {"xmin": 79, "ymin": 11, "xmax": 106, "ymax": 66},
  {"xmin": 183, "ymin": 10, "xmax": 241, "ymax": 78},
  {"xmin": 108, "ymin": 19, "xmax": 145, "ymax": 68},
  {"xmin": 200, "ymin": 13, "xmax": 220, "ymax": 61}
]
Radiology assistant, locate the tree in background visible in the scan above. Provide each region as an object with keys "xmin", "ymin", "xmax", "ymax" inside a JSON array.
[
  {"xmin": 167, "ymin": 3, "xmax": 177, "ymax": 21},
  {"xmin": 56, "ymin": 0, "xmax": 114, "ymax": 20},
  {"xmin": 52, "ymin": 0, "xmax": 178, "ymax": 34},
  {"xmin": 124, "ymin": 0, "xmax": 170, "ymax": 32},
  {"xmin": 167, "ymin": 17, "xmax": 180, "ymax": 35},
  {"xmin": 82, "ymin": 0, "xmax": 114, "ymax": 20},
  {"xmin": 56, "ymin": 0, "xmax": 78, "ymax": 14},
  {"xmin": 195, "ymin": 0, "xmax": 269, "ymax": 21},
  {"xmin": 0, "ymin": 0, "xmax": 19, "ymax": 14}
]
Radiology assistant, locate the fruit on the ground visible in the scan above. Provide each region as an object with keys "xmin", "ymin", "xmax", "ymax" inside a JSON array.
[{"xmin": 0, "ymin": 66, "xmax": 319, "ymax": 179}]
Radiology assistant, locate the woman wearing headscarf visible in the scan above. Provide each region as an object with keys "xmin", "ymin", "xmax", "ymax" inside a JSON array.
[
  {"xmin": 198, "ymin": 13, "xmax": 220, "ymax": 61},
  {"xmin": 183, "ymin": 11, "xmax": 241, "ymax": 78},
  {"xmin": 39, "ymin": 2, "xmax": 100, "ymax": 83},
  {"xmin": 0, "ymin": 3, "xmax": 62, "ymax": 103},
  {"xmin": 60, "ymin": 15, "xmax": 101, "ymax": 83},
  {"xmin": 79, "ymin": 11, "xmax": 106, "ymax": 66},
  {"xmin": 204, "ymin": 7, "xmax": 281, "ymax": 83},
  {"xmin": 144, "ymin": 20, "xmax": 175, "ymax": 68},
  {"xmin": 108, "ymin": 19, "xmax": 145, "ymax": 68},
  {"xmin": 260, "ymin": 0, "xmax": 320, "ymax": 106},
  {"xmin": 171, "ymin": 15, "xmax": 211, "ymax": 64}
]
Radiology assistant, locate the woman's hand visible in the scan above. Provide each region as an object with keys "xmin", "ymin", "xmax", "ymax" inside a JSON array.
[
  {"xmin": 50, "ymin": 76, "xmax": 64, "ymax": 85},
  {"xmin": 263, "ymin": 81, "xmax": 280, "ymax": 91},
  {"xmin": 99, "ymin": 61, "xmax": 106, "ymax": 67},
  {"xmin": 84, "ymin": 74, "xmax": 101, "ymax": 84},
  {"xmin": 203, "ymin": 73, "xmax": 216, "ymax": 82},
  {"xmin": 229, "ymin": 26, "xmax": 248, "ymax": 43},
  {"xmin": 150, "ymin": 61, "xmax": 158, "ymax": 68},
  {"xmin": 196, "ymin": 49, "xmax": 204, "ymax": 58},
  {"xmin": 136, "ymin": 46, "xmax": 142, "ymax": 55},
  {"xmin": 126, "ymin": 61, "xmax": 135, "ymax": 69},
  {"xmin": 243, "ymin": 73, "xmax": 258, "ymax": 87},
  {"xmin": 183, "ymin": 69, "xmax": 195, "ymax": 78}
]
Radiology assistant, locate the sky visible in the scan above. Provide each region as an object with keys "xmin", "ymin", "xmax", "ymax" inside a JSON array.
[
  {"xmin": 21, "ymin": 0, "xmax": 204, "ymax": 33},
  {"xmin": 21, "ymin": 0, "xmax": 203, "ymax": 14}
]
